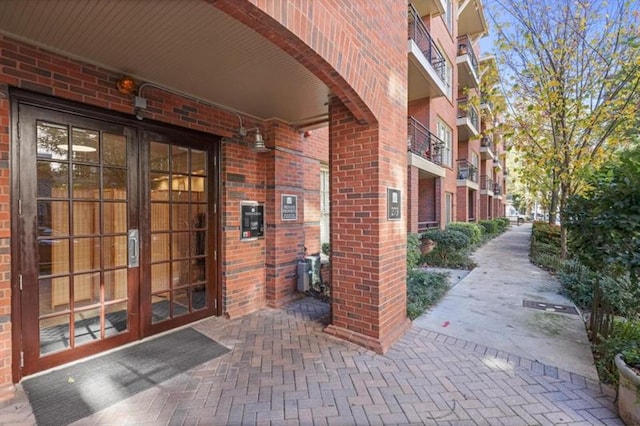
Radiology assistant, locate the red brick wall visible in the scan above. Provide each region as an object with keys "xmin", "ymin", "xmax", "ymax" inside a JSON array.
[
  {"xmin": 302, "ymin": 127, "xmax": 329, "ymax": 255},
  {"xmin": 0, "ymin": 86, "xmax": 10, "ymax": 387},
  {"xmin": 418, "ymin": 177, "xmax": 438, "ymax": 225},
  {"xmin": 407, "ymin": 167, "xmax": 419, "ymax": 234}
]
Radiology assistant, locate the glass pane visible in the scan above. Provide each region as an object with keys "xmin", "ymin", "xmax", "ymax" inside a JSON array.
[
  {"xmin": 40, "ymin": 314, "xmax": 70, "ymax": 355},
  {"xmin": 151, "ymin": 291, "xmax": 170, "ymax": 324},
  {"xmin": 171, "ymin": 174, "xmax": 189, "ymax": 201},
  {"xmin": 151, "ymin": 203, "xmax": 169, "ymax": 231},
  {"xmin": 171, "ymin": 145, "xmax": 189, "ymax": 173},
  {"xmin": 103, "ymin": 133, "xmax": 126, "ymax": 166},
  {"xmin": 104, "ymin": 202, "xmax": 127, "ymax": 234},
  {"xmin": 103, "ymin": 236, "xmax": 127, "ymax": 268},
  {"xmin": 73, "ymin": 272, "xmax": 101, "ymax": 308},
  {"xmin": 73, "ymin": 237, "xmax": 100, "ymax": 272},
  {"xmin": 39, "ymin": 277, "xmax": 70, "ymax": 315},
  {"xmin": 191, "ymin": 149, "xmax": 206, "ymax": 175},
  {"xmin": 104, "ymin": 269, "xmax": 128, "ymax": 302},
  {"xmin": 172, "ymin": 232, "xmax": 190, "ymax": 259},
  {"xmin": 192, "ymin": 230, "xmax": 206, "ymax": 257},
  {"xmin": 151, "ymin": 233, "xmax": 170, "ymax": 262},
  {"xmin": 103, "ymin": 167, "xmax": 127, "ymax": 200},
  {"xmin": 151, "ymin": 263, "xmax": 170, "ymax": 292},
  {"xmin": 172, "ymin": 260, "xmax": 190, "ymax": 288},
  {"xmin": 150, "ymin": 142, "xmax": 169, "ymax": 171},
  {"xmin": 150, "ymin": 173, "xmax": 170, "ymax": 201},
  {"xmin": 191, "ymin": 259, "xmax": 206, "ymax": 283},
  {"xmin": 172, "ymin": 204, "xmax": 190, "ymax": 230},
  {"xmin": 192, "ymin": 205, "xmax": 206, "ymax": 229},
  {"xmin": 37, "ymin": 121, "xmax": 68, "ymax": 160},
  {"xmin": 70, "ymin": 127, "xmax": 99, "ymax": 163},
  {"xmin": 39, "ymin": 238, "xmax": 69, "ymax": 276},
  {"xmin": 72, "ymin": 165, "xmax": 99, "ymax": 199},
  {"xmin": 105, "ymin": 302, "xmax": 128, "ymax": 335},
  {"xmin": 192, "ymin": 285, "xmax": 206, "ymax": 311},
  {"xmin": 37, "ymin": 161, "xmax": 68, "ymax": 198},
  {"xmin": 73, "ymin": 202, "xmax": 100, "ymax": 235},
  {"xmin": 173, "ymin": 289, "xmax": 189, "ymax": 317},
  {"xmin": 37, "ymin": 200, "xmax": 69, "ymax": 237},
  {"xmin": 190, "ymin": 177, "xmax": 206, "ymax": 202},
  {"xmin": 74, "ymin": 307, "xmax": 101, "ymax": 347}
]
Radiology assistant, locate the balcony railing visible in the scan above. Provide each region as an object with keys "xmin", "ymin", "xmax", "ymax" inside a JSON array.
[
  {"xmin": 457, "ymin": 99, "xmax": 480, "ymax": 132},
  {"xmin": 408, "ymin": 4, "xmax": 446, "ymax": 83},
  {"xmin": 481, "ymin": 175, "xmax": 494, "ymax": 191},
  {"xmin": 418, "ymin": 221, "xmax": 440, "ymax": 233},
  {"xmin": 481, "ymin": 135, "xmax": 493, "ymax": 150},
  {"xmin": 408, "ymin": 116, "xmax": 444, "ymax": 165},
  {"xmin": 457, "ymin": 36, "xmax": 479, "ymax": 77},
  {"xmin": 493, "ymin": 183, "xmax": 502, "ymax": 195},
  {"xmin": 456, "ymin": 159, "xmax": 478, "ymax": 182}
]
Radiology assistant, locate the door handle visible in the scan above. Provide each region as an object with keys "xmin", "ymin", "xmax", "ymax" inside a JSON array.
[{"xmin": 128, "ymin": 229, "xmax": 139, "ymax": 268}]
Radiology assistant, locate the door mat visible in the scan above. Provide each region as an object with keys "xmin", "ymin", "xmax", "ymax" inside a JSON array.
[{"xmin": 23, "ymin": 327, "xmax": 229, "ymax": 426}]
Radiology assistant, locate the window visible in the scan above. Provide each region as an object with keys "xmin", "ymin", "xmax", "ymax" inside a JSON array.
[
  {"xmin": 437, "ymin": 119, "xmax": 453, "ymax": 167},
  {"xmin": 320, "ymin": 166, "xmax": 330, "ymax": 245},
  {"xmin": 444, "ymin": 55, "xmax": 453, "ymax": 98},
  {"xmin": 443, "ymin": 0, "xmax": 453, "ymax": 32}
]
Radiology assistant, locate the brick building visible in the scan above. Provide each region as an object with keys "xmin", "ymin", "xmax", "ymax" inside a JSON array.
[{"xmin": 0, "ymin": 0, "xmax": 506, "ymax": 390}]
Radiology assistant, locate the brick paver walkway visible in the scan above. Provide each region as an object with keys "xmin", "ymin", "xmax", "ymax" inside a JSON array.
[{"xmin": 0, "ymin": 224, "xmax": 624, "ymax": 425}]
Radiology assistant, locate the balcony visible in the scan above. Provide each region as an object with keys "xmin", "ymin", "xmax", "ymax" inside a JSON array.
[
  {"xmin": 456, "ymin": 159, "xmax": 479, "ymax": 189},
  {"xmin": 456, "ymin": 99, "xmax": 480, "ymax": 140},
  {"xmin": 493, "ymin": 157, "xmax": 503, "ymax": 172},
  {"xmin": 480, "ymin": 92, "xmax": 493, "ymax": 115},
  {"xmin": 458, "ymin": 0, "xmax": 489, "ymax": 39},
  {"xmin": 480, "ymin": 175, "xmax": 494, "ymax": 195},
  {"xmin": 493, "ymin": 183, "xmax": 502, "ymax": 196},
  {"xmin": 480, "ymin": 135, "xmax": 495, "ymax": 159},
  {"xmin": 407, "ymin": 116, "xmax": 446, "ymax": 177},
  {"xmin": 456, "ymin": 36, "xmax": 479, "ymax": 89},
  {"xmin": 411, "ymin": 0, "xmax": 446, "ymax": 17},
  {"xmin": 408, "ymin": 4, "xmax": 449, "ymax": 101}
]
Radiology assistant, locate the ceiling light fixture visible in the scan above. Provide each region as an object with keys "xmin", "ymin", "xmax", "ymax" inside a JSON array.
[{"xmin": 116, "ymin": 76, "xmax": 137, "ymax": 95}]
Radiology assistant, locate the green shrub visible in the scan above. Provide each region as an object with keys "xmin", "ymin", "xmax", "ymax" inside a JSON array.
[
  {"xmin": 422, "ymin": 228, "xmax": 470, "ymax": 250},
  {"xmin": 406, "ymin": 269, "xmax": 450, "ymax": 320},
  {"xmin": 447, "ymin": 222, "xmax": 483, "ymax": 245},
  {"xmin": 407, "ymin": 233, "xmax": 422, "ymax": 270},
  {"xmin": 479, "ymin": 220, "xmax": 499, "ymax": 235},
  {"xmin": 496, "ymin": 217, "xmax": 511, "ymax": 228},
  {"xmin": 532, "ymin": 221, "xmax": 561, "ymax": 246},
  {"xmin": 421, "ymin": 228, "xmax": 474, "ymax": 268},
  {"xmin": 493, "ymin": 218, "xmax": 510, "ymax": 232},
  {"xmin": 558, "ymin": 259, "xmax": 594, "ymax": 310},
  {"xmin": 595, "ymin": 319, "xmax": 640, "ymax": 384}
]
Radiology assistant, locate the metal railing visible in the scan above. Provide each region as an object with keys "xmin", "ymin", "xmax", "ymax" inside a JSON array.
[
  {"xmin": 408, "ymin": 116, "xmax": 444, "ymax": 166},
  {"xmin": 408, "ymin": 4, "xmax": 446, "ymax": 83},
  {"xmin": 481, "ymin": 135, "xmax": 493, "ymax": 150},
  {"xmin": 457, "ymin": 35, "xmax": 479, "ymax": 77},
  {"xmin": 456, "ymin": 159, "xmax": 478, "ymax": 182},
  {"xmin": 457, "ymin": 99, "xmax": 479, "ymax": 131},
  {"xmin": 481, "ymin": 175, "xmax": 494, "ymax": 191},
  {"xmin": 418, "ymin": 221, "xmax": 440, "ymax": 233},
  {"xmin": 493, "ymin": 183, "xmax": 502, "ymax": 195}
]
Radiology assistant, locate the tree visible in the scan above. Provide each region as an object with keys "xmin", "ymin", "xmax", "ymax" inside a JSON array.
[
  {"xmin": 564, "ymin": 147, "xmax": 640, "ymax": 342},
  {"xmin": 487, "ymin": 0, "xmax": 640, "ymax": 257}
]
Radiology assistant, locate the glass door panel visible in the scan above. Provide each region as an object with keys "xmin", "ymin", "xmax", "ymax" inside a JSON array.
[
  {"xmin": 34, "ymin": 119, "xmax": 131, "ymax": 356},
  {"xmin": 149, "ymin": 141, "xmax": 208, "ymax": 323}
]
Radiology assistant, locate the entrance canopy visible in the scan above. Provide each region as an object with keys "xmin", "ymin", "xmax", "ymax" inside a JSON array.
[{"xmin": 0, "ymin": 0, "xmax": 330, "ymax": 127}]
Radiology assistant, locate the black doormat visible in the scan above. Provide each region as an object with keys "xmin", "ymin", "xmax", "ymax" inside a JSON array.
[{"xmin": 23, "ymin": 327, "xmax": 229, "ymax": 426}]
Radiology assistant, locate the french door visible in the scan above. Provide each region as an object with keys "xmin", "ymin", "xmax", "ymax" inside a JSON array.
[{"xmin": 14, "ymin": 97, "xmax": 218, "ymax": 377}]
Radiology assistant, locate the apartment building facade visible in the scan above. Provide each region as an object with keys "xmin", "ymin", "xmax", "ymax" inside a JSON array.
[
  {"xmin": 407, "ymin": 0, "xmax": 507, "ymax": 233},
  {"xmin": 0, "ymin": 0, "xmax": 508, "ymax": 390}
]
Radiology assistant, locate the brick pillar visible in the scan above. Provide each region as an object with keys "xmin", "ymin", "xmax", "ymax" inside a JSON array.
[
  {"xmin": 0, "ymin": 86, "xmax": 12, "ymax": 388},
  {"xmin": 456, "ymin": 187, "xmax": 468, "ymax": 222},
  {"xmin": 264, "ymin": 122, "xmax": 305, "ymax": 307},
  {"xmin": 324, "ymin": 97, "xmax": 410, "ymax": 354},
  {"xmin": 407, "ymin": 166, "xmax": 419, "ymax": 234}
]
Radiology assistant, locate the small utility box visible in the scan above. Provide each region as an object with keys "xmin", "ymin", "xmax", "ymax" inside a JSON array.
[{"xmin": 297, "ymin": 255, "xmax": 321, "ymax": 292}]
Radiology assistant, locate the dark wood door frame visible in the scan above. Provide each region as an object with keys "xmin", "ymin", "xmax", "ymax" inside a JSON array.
[{"xmin": 10, "ymin": 89, "xmax": 222, "ymax": 382}]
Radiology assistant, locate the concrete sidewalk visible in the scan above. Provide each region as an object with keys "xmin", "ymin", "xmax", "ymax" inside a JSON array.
[{"xmin": 0, "ymin": 225, "xmax": 621, "ymax": 425}]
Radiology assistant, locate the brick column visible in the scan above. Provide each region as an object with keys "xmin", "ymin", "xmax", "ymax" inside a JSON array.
[
  {"xmin": 264, "ymin": 122, "xmax": 305, "ymax": 307},
  {"xmin": 407, "ymin": 167, "xmax": 419, "ymax": 234},
  {"xmin": 0, "ymin": 86, "xmax": 12, "ymax": 387},
  {"xmin": 324, "ymin": 97, "xmax": 410, "ymax": 354}
]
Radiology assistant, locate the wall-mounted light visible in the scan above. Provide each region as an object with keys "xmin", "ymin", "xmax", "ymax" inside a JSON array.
[
  {"xmin": 116, "ymin": 76, "xmax": 137, "ymax": 95},
  {"xmin": 252, "ymin": 128, "xmax": 270, "ymax": 153}
]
